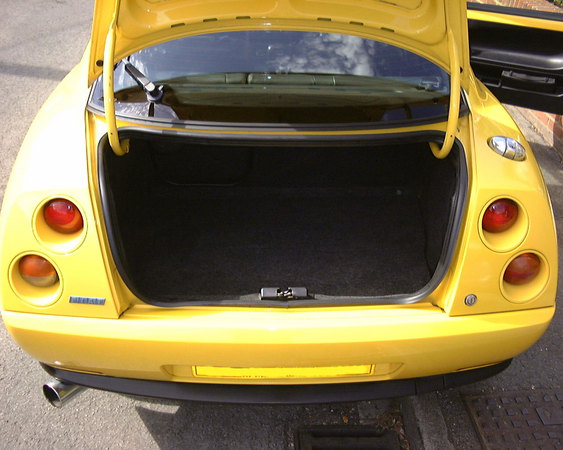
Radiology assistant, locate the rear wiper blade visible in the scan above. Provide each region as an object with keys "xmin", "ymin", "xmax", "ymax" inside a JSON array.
[
  {"xmin": 123, "ymin": 61, "xmax": 164, "ymax": 102},
  {"xmin": 120, "ymin": 60, "xmax": 179, "ymax": 120}
]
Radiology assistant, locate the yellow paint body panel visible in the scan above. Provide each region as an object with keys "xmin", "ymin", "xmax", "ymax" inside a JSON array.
[
  {"xmin": 0, "ymin": 0, "xmax": 558, "ymax": 391},
  {"xmin": 89, "ymin": 0, "xmax": 470, "ymax": 84},
  {"xmin": 0, "ymin": 62, "xmax": 126, "ymax": 319},
  {"xmin": 3, "ymin": 305, "xmax": 554, "ymax": 384}
]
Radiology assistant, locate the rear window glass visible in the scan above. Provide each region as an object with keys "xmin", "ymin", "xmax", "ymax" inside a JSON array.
[{"xmin": 90, "ymin": 30, "xmax": 451, "ymax": 125}]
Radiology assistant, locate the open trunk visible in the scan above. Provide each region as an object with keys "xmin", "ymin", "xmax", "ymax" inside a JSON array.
[{"xmin": 99, "ymin": 131, "xmax": 466, "ymax": 305}]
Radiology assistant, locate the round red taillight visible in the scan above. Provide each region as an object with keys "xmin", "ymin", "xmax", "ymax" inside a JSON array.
[
  {"xmin": 503, "ymin": 253, "xmax": 541, "ymax": 285},
  {"xmin": 44, "ymin": 199, "xmax": 83, "ymax": 234},
  {"xmin": 482, "ymin": 199, "xmax": 518, "ymax": 233},
  {"xmin": 18, "ymin": 255, "xmax": 59, "ymax": 287}
]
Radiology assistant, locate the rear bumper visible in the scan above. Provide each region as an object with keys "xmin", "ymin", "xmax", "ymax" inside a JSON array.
[
  {"xmin": 2, "ymin": 305, "xmax": 554, "ymax": 387},
  {"xmin": 42, "ymin": 360, "xmax": 511, "ymax": 404}
]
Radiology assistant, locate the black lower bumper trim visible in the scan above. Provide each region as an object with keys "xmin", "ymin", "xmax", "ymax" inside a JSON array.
[{"xmin": 41, "ymin": 360, "xmax": 511, "ymax": 404}]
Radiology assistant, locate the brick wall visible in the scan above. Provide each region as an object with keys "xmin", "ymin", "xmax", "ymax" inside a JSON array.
[{"xmin": 533, "ymin": 110, "xmax": 563, "ymax": 154}]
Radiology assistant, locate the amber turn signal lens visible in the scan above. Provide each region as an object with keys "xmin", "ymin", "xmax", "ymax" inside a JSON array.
[
  {"xmin": 503, "ymin": 253, "xmax": 540, "ymax": 285},
  {"xmin": 44, "ymin": 199, "xmax": 83, "ymax": 234},
  {"xmin": 482, "ymin": 199, "xmax": 518, "ymax": 233},
  {"xmin": 18, "ymin": 255, "xmax": 59, "ymax": 287}
]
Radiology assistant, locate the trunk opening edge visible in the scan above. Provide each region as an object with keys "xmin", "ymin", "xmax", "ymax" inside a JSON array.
[{"xmin": 98, "ymin": 129, "xmax": 467, "ymax": 307}]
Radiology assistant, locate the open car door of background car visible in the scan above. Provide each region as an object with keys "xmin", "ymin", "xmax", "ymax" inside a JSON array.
[{"xmin": 467, "ymin": 3, "xmax": 562, "ymax": 114}]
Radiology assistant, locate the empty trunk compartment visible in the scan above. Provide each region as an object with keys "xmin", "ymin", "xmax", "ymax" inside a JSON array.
[{"xmin": 99, "ymin": 131, "xmax": 466, "ymax": 305}]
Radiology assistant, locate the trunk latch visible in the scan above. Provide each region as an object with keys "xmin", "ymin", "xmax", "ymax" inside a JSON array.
[{"xmin": 260, "ymin": 287, "xmax": 309, "ymax": 301}]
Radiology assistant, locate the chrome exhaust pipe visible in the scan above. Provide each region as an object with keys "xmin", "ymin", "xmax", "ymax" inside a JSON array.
[{"xmin": 43, "ymin": 379, "xmax": 85, "ymax": 407}]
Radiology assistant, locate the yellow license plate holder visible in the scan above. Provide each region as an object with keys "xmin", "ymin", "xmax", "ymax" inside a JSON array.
[{"xmin": 193, "ymin": 365, "xmax": 374, "ymax": 379}]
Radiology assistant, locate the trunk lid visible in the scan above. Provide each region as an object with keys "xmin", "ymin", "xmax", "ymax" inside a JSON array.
[{"xmin": 89, "ymin": 0, "xmax": 470, "ymax": 86}]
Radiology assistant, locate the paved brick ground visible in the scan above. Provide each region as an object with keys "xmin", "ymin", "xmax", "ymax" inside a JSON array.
[{"xmin": 464, "ymin": 389, "xmax": 563, "ymax": 449}]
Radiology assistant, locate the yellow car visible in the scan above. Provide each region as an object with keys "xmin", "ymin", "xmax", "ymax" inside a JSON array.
[{"xmin": 1, "ymin": 0, "xmax": 560, "ymax": 407}]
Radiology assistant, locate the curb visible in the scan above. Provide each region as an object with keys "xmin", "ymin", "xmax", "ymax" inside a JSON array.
[{"xmin": 402, "ymin": 394, "xmax": 455, "ymax": 450}]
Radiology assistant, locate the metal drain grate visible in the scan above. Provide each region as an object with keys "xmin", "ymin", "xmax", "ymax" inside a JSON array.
[
  {"xmin": 294, "ymin": 425, "xmax": 402, "ymax": 449},
  {"xmin": 464, "ymin": 389, "xmax": 562, "ymax": 449}
]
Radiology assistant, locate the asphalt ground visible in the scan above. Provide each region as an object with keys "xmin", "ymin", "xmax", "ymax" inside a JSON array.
[{"xmin": 0, "ymin": 2, "xmax": 561, "ymax": 448}]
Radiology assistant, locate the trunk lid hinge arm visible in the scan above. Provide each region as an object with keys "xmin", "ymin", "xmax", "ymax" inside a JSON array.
[
  {"xmin": 429, "ymin": 29, "xmax": 461, "ymax": 160},
  {"xmin": 103, "ymin": 0, "xmax": 129, "ymax": 156}
]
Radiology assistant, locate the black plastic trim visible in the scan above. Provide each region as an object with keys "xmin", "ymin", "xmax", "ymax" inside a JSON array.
[
  {"xmin": 86, "ymin": 84, "xmax": 469, "ymax": 133},
  {"xmin": 97, "ymin": 129, "xmax": 468, "ymax": 307},
  {"xmin": 106, "ymin": 126, "xmax": 462, "ymax": 147},
  {"xmin": 41, "ymin": 360, "xmax": 511, "ymax": 404},
  {"xmin": 469, "ymin": 14, "xmax": 563, "ymax": 114}
]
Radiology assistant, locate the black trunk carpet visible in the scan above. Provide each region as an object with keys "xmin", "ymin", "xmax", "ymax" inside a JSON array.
[{"xmin": 123, "ymin": 186, "xmax": 431, "ymax": 300}]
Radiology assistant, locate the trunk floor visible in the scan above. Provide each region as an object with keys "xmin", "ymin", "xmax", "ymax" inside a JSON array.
[{"xmin": 124, "ymin": 187, "xmax": 432, "ymax": 300}]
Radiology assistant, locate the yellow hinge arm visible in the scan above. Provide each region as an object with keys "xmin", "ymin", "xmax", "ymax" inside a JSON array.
[
  {"xmin": 103, "ymin": 0, "xmax": 129, "ymax": 156},
  {"xmin": 429, "ymin": 29, "xmax": 460, "ymax": 160}
]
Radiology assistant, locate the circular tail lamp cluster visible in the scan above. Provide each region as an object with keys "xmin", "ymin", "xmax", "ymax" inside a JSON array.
[
  {"xmin": 10, "ymin": 253, "xmax": 62, "ymax": 307},
  {"xmin": 482, "ymin": 198, "xmax": 518, "ymax": 233},
  {"xmin": 13, "ymin": 198, "xmax": 85, "ymax": 306},
  {"xmin": 19, "ymin": 254, "xmax": 59, "ymax": 287},
  {"xmin": 480, "ymin": 198, "xmax": 528, "ymax": 253},
  {"xmin": 480, "ymin": 198, "xmax": 547, "ymax": 303},
  {"xmin": 501, "ymin": 252, "xmax": 547, "ymax": 304},
  {"xmin": 33, "ymin": 198, "xmax": 86, "ymax": 254},
  {"xmin": 43, "ymin": 199, "xmax": 83, "ymax": 234},
  {"xmin": 503, "ymin": 253, "xmax": 541, "ymax": 285}
]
